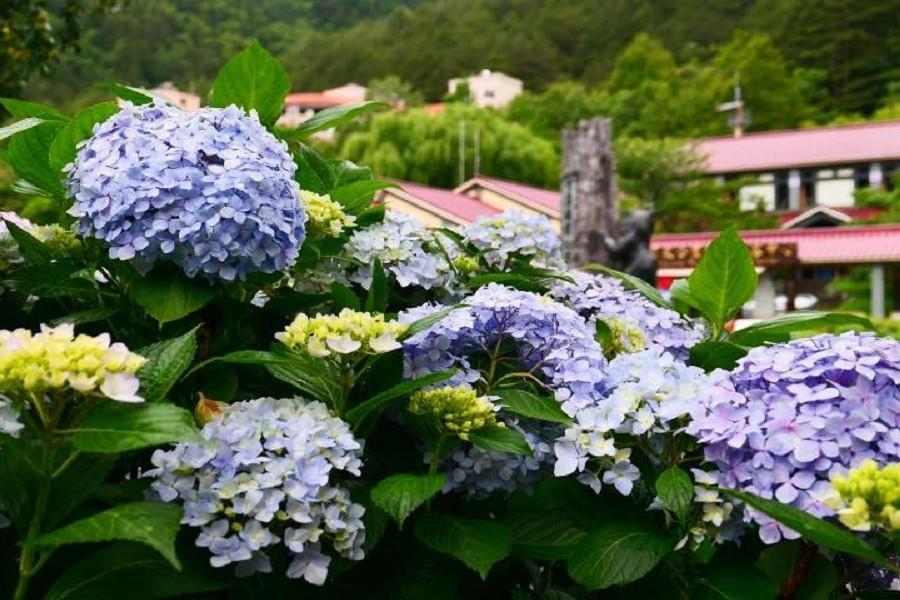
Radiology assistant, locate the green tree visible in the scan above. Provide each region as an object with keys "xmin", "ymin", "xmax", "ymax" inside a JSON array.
[
  {"xmin": 506, "ymin": 81, "xmax": 605, "ymax": 142},
  {"xmin": 367, "ymin": 75, "xmax": 425, "ymax": 108},
  {"xmin": 339, "ymin": 104, "xmax": 559, "ymax": 188}
]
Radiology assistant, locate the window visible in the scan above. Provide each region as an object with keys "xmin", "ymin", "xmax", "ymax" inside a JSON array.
[
  {"xmin": 484, "ymin": 89, "xmax": 495, "ymax": 98},
  {"xmin": 801, "ymin": 170, "xmax": 816, "ymax": 207},
  {"xmin": 854, "ymin": 165, "xmax": 870, "ymax": 189},
  {"xmin": 774, "ymin": 171, "xmax": 789, "ymax": 210}
]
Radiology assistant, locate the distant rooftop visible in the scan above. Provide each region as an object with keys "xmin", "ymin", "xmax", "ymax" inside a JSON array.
[
  {"xmin": 383, "ymin": 180, "xmax": 501, "ymax": 223},
  {"xmin": 455, "ymin": 176, "xmax": 560, "ymax": 215},
  {"xmin": 696, "ymin": 120, "xmax": 900, "ymax": 173}
]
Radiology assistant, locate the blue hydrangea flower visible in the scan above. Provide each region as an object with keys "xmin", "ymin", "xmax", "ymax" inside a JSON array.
[
  {"xmin": 401, "ymin": 284, "xmax": 609, "ymax": 494},
  {"xmin": 147, "ymin": 397, "xmax": 365, "ymax": 585},
  {"xmin": 687, "ymin": 332, "xmax": 900, "ymax": 544},
  {"xmin": 551, "ymin": 271, "xmax": 704, "ymax": 361},
  {"xmin": 554, "ymin": 350, "xmax": 708, "ymax": 495},
  {"xmin": 66, "ymin": 102, "xmax": 307, "ymax": 281},
  {"xmin": 461, "ymin": 210, "xmax": 564, "ymax": 269}
]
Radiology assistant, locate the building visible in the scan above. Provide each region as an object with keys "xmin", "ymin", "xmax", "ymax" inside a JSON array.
[
  {"xmin": 454, "ymin": 176, "xmax": 560, "ymax": 229},
  {"xmin": 277, "ymin": 84, "xmax": 368, "ymax": 130},
  {"xmin": 696, "ymin": 120, "xmax": 900, "ymax": 212},
  {"xmin": 378, "ymin": 180, "xmax": 501, "ymax": 227},
  {"xmin": 122, "ymin": 82, "xmax": 200, "ymax": 111},
  {"xmin": 447, "ymin": 69, "xmax": 523, "ymax": 108}
]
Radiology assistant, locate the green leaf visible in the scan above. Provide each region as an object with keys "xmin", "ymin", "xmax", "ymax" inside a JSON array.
[
  {"xmin": 137, "ymin": 327, "xmax": 199, "ymax": 402},
  {"xmin": 729, "ymin": 312, "xmax": 873, "ymax": 347},
  {"xmin": 697, "ymin": 561, "xmax": 779, "ymax": 600},
  {"xmin": 70, "ymin": 402, "xmax": 199, "ymax": 453},
  {"xmin": 293, "ymin": 143, "xmax": 333, "ymax": 193},
  {"xmin": 46, "ymin": 542, "xmax": 227, "ymax": 600},
  {"xmin": 494, "ymin": 389, "xmax": 571, "ymax": 424},
  {"xmin": 655, "ymin": 467, "xmax": 693, "ymax": 523},
  {"xmin": 330, "ymin": 179, "xmax": 397, "ymax": 215},
  {"xmin": 50, "ymin": 307, "xmax": 120, "ymax": 327},
  {"xmin": 0, "ymin": 98, "xmax": 67, "ymax": 120},
  {"xmin": 29, "ymin": 501, "xmax": 183, "ymax": 569},
  {"xmin": 0, "ymin": 117, "xmax": 46, "ymax": 141},
  {"xmin": 209, "ymin": 40, "xmax": 290, "ymax": 126},
  {"xmin": 49, "ymin": 102, "xmax": 119, "ymax": 174},
  {"xmin": 414, "ymin": 512, "xmax": 511, "ymax": 578},
  {"xmin": 567, "ymin": 521, "xmax": 671, "ymax": 590},
  {"xmin": 468, "ymin": 272, "xmax": 546, "ymax": 293},
  {"xmin": 669, "ymin": 278, "xmax": 700, "ymax": 313},
  {"xmin": 7, "ymin": 120, "xmax": 66, "ymax": 198},
  {"xmin": 129, "ymin": 270, "xmax": 215, "ymax": 324},
  {"xmin": 186, "ymin": 349, "xmax": 292, "ymax": 377},
  {"xmin": 4, "ymin": 219, "xmax": 52, "ymax": 265},
  {"xmin": 346, "ymin": 370, "xmax": 456, "ymax": 429},
  {"xmin": 468, "ymin": 425, "xmax": 533, "ymax": 456},
  {"xmin": 101, "ymin": 83, "xmax": 155, "ymax": 105},
  {"xmin": 687, "ymin": 227, "xmax": 757, "ymax": 336},
  {"xmin": 331, "ymin": 160, "xmax": 374, "ymax": 187},
  {"xmin": 755, "ymin": 541, "xmax": 838, "ymax": 600},
  {"xmin": 400, "ymin": 304, "xmax": 461, "ymax": 340},
  {"xmin": 595, "ymin": 319, "xmax": 613, "ymax": 349},
  {"xmin": 718, "ymin": 487, "xmax": 890, "ymax": 566},
  {"xmin": 584, "ymin": 263, "xmax": 674, "ymax": 309},
  {"xmin": 331, "ymin": 281, "xmax": 361, "ymax": 311},
  {"xmin": 505, "ymin": 511, "xmax": 587, "ymax": 560},
  {"xmin": 285, "ymin": 102, "xmax": 387, "ymax": 138},
  {"xmin": 689, "ymin": 341, "xmax": 747, "ymax": 372},
  {"xmin": 364, "ymin": 258, "xmax": 388, "ymax": 312},
  {"xmin": 370, "ymin": 473, "xmax": 446, "ymax": 527}
]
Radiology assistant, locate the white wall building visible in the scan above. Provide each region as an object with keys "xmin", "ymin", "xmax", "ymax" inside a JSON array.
[{"xmin": 448, "ymin": 69, "xmax": 523, "ymax": 108}]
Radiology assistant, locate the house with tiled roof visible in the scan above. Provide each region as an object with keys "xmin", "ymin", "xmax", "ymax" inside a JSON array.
[
  {"xmin": 454, "ymin": 176, "xmax": 560, "ymax": 230},
  {"xmin": 377, "ymin": 180, "xmax": 501, "ymax": 227}
]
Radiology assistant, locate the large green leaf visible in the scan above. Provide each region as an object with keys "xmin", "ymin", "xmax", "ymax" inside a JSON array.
[
  {"xmin": 414, "ymin": 512, "xmax": 512, "ymax": 578},
  {"xmin": 505, "ymin": 510, "xmax": 587, "ymax": 560},
  {"xmin": 50, "ymin": 307, "xmax": 121, "ymax": 327},
  {"xmin": 7, "ymin": 120, "xmax": 66, "ymax": 199},
  {"xmin": 0, "ymin": 97, "xmax": 68, "ymax": 120},
  {"xmin": 689, "ymin": 341, "xmax": 747, "ymax": 372},
  {"xmin": 697, "ymin": 561, "xmax": 779, "ymax": 600},
  {"xmin": 293, "ymin": 143, "xmax": 333, "ymax": 193},
  {"xmin": 129, "ymin": 270, "xmax": 215, "ymax": 324},
  {"xmin": 755, "ymin": 541, "xmax": 839, "ymax": 600},
  {"xmin": 494, "ymin": 389, "xmax": 572, "ymax": 424},
  {"xmin": 400, "ymin": 304, "xmax": 461, "ymax": 340},
  {"xmin": 468, "ymin": 425, "xmax": 532, "ymax": 456},
  {"xmin": 370, "ymin": 473, "xmax": 446, "ymax": 527},
  {"xmin": 583, "ymin": 263, "xmax": 674, "ymax": 309},
  {"xmin": 101, "ymin": 83, "xmax": 155, "ymax": 105},
  {"xmin": 655, "ymin": 467, "xmax": 693, "ymax": 523},
  {"xmin": 567, "ymin": 521, "xmax": 671, "ymax": 590},
  {"xmin": 364, "ymin": 258, "xmax": 388, "ymax": 312},
  {"xmin": 730, "ymin": 311, "xmax": 873, "ymax": 347},
  {"xmin": 137, "ymin": 327, "xmax": 199, "ymax": 402},
  {"xmin": 46, "ymin": 542, "xmax": 227, "ymax": 600},
  {"xmin": 48, "ymin": 102, "xmax": 119, "ymax": 174},
  {"xmin": 4, "ymin": 219, "xmax": 52, "ymax": 265},
  {"xmin": 70, "ymin": 402, "xmax": 199, "ymax": 453},
  {"xmin": 687, "ymin": 227, "xmax": 757, "ymax": 336},
  {"xmin": 718, "ymin": 487, "xmax": 890, "ymax": 565},
  {"xmin": 330, "ymin": 179, "xmax": 397, "ymax": 215},
  {"xmin": 331, "ymin": 281, "xmax": 361, "ymax": 311},
  {"xmin": 346, "ymin": 370, "xmax": 456, "ymax": 429},
  {"xmin": 285, "ymin": 102, "xmax": 387, "ymax": 138},
  {"xmin": 209, "ymin": 40, "xmax": 290, "ymax": 126},
  {"xmin": 0, "ymin": 117, "xmax": 46, "ymax": 141},
  {"xmin": 29, "ymin": 502, "xmax": 183, "ymax": 569}
]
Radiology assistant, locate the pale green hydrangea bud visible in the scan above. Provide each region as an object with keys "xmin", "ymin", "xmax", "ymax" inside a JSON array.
[{"xmin": 408, "ymin": 386, "xmax": 499, "ymax": 439}]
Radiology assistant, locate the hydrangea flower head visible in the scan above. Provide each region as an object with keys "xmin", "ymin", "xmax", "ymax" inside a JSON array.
[
  {"xmin": 830, "ymin": 459, "xmax": 900, "ymax": 532},
  {"xmin": 461, "ymin": 210, "xmax": 564, "ymax": 269},
  {"xmin": 401, "ymin": 284, "xmax": 608, "ymax": 493},
  {"xmin": 687, "ymin": 332, "xmax": 900, "ymax": 543},
  {"xmin": 302, "ymin": 191, "xmax": 356, "ymax": 238},
  {"xmin": 551, "ymin": 271, "xmax": 704, "ymax": 361},
  {"xmin": 342, "ymin": 211, "xmax": 452, "ymax": 290},
  {"xmin": 0, "ymin": 323, "xmax": 145, "ymax": 403},
  {"xmin": 66, "ymin": 101, "xmax": 307, "ymax": 281},
  {"xmin": 409, "ymin": 386, "xmax": 500, "ymax": 439},
  {"xmin": 276, "ymin": 309, "xmax": 407, "ymax": 358},
  {"xmin": 147, "ymin": 397, "xmax": 365, "ymax": 584}
]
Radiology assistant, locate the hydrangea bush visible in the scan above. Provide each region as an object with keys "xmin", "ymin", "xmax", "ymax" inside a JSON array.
[{"xmin": 0, "ymin": 43, "xmax": 896, "ymax": 599}]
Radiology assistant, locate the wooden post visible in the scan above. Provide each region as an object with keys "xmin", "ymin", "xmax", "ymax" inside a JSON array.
[{"xmin": 561, "ymin": 118, "xmax": 618, "ymax": 266}]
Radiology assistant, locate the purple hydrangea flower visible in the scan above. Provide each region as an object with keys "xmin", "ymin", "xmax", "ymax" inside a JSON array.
[
  {"xmin": 146, "ymin": 397, "xmax": 365, "ymax": 584},
  {"xmin": 401, "ymin": 284, "xmax": 609, "ymax": 494},
  {"xmin": 551, "ymin": 271, "xmax": 704, "ymax": 361},
  {"xmin": 66, "ymin": 102, "xmax": 307, "ymax": 281},
  {"xmin": 461, "ymin": 210, "xmax": 564, "ymax": 270},
  {"xmin": 687, "ymin": 332, "xmax": 900, "ymax": 543}
]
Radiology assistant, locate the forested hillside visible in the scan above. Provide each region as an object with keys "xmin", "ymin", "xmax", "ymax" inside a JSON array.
[{"xmin": 19, "ymin": 0, "xmax": 900, "ymax": 119}]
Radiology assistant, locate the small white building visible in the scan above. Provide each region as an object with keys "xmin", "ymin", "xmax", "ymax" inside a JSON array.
[
  {"xmin": 448, "ymin": 69, "xmax": 523, "ymax": 108},
  {"xmin": 149, "ymin": 82, "xmax": 201, "ymax": 111}
]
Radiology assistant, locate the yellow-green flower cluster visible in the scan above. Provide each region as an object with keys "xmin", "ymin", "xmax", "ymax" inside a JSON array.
[
  {"xmin": 302, "ymin": 191, "xmax": 356, "ymax": 238},
  {"xmin": 452, "ymin": 255, "xmax": 480, "ymax": 276},
  {"xmin": 276, "ymin": 308, "xmax": 407, "ymax": 358},
  {"xmin": 830, "ymin": 460, "xmax": 900, "ymax": 532},
  {"xmin": 0, "ymin": 324, "xmax": 146, "ymax": 403},
  {"xmin": 606, "ymin": 318, "xmax": 647, "ymax": 357},
  {"xmin": 408, "ymin": 386, "xmax": 499, "ymax": 439},
  {"xmin": 35, "ymin": 224, "xmax": 80, "ymax": 254}
]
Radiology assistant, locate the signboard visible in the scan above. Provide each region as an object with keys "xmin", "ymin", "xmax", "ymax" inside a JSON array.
[{"xmin": 655, "ymin": 242, "xmax": 798, "ymax": 269}]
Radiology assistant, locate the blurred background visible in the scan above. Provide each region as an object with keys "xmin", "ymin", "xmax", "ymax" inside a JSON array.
[{"xmin": 4, "ymin": 0, "xmax": 900, "ymax": 326}]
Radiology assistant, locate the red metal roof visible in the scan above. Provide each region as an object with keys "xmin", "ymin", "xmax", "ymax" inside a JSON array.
[
  {"xmin": 384, "ymin": 180, "xmax": 501, "ymax": 223},
  {"xmin": 696, "ymin": 120, "xmax": 900, "ymax": 173},
  {"xmin": 457, "ymin": 176, "xmax": 561, "ymax": 214},
  {"xmin": 652, "ymin": 223, "xmax": 900, "ymax": 264},
  {"xmin": 284, "ymin": 93, "xmax": 347, "ymax": 109}
]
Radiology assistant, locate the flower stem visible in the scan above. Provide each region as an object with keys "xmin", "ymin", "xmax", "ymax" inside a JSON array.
[{"xmin": 13, "ymin": 443, "xmax": 53, "ymax": 600}]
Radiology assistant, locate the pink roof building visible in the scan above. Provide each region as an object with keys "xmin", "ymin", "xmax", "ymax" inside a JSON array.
[{"xmin": 377, "ymin": 180, "xmax": 501, "ymax": 227}]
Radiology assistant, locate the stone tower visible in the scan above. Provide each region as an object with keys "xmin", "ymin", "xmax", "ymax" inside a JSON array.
[{"xmin": 561, "ymin": 118, "xmax": 618, "ymax": 266}]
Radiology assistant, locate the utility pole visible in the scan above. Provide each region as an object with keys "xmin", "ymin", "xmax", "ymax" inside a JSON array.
[
  {"xmin": 473, "ymin": 128, "xmax": 480, "ymax": 177},
  {"xmin": 458, "ymin": 120, "xmax": 466, "ymax": 185},
  {"xmin": 717, "ymin": 73, "xmax": 747, "ymax": 138}
]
